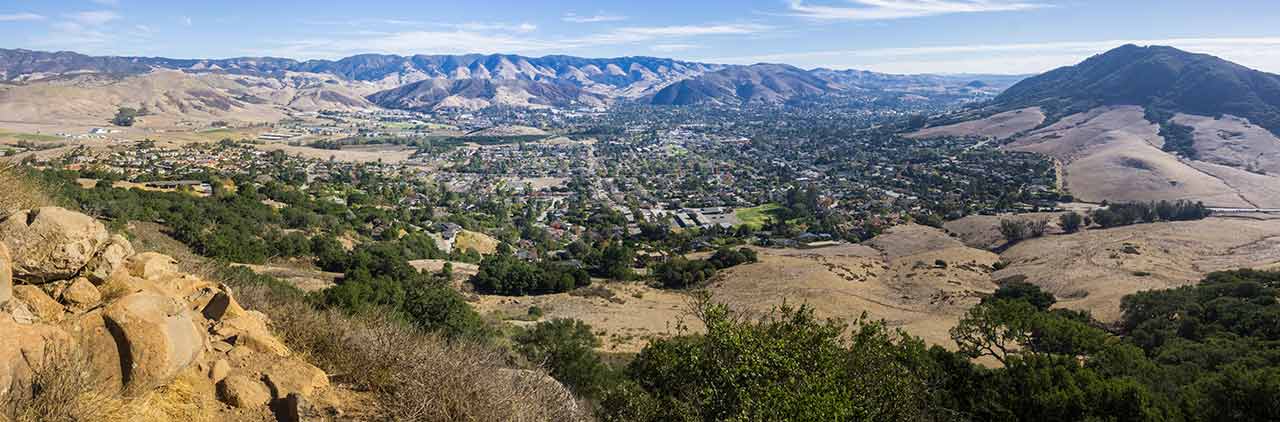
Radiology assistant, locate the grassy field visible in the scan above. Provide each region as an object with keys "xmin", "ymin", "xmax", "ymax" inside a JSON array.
[
  {"xmin": 0, "ymin": 129, "xmax": 63, "ymax": 142},
  {"xmin": 735, "ymin": 203, "xmax": 783, "ymax": 229}
]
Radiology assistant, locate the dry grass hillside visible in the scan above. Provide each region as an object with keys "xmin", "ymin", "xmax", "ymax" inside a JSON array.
[
  {"xmin": 993, "ymin": 215, "xmax": 1280, "ymax": 322},
  {"xmin": 0, "ymin": 70, "xmax": 379, "ymax": 126},
  {"xmin": 907, "ymin": 107, "xmax": 1045, "ymax": 140}
]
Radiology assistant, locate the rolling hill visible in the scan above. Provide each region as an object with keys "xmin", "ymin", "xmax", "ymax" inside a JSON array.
[{"xmin": 911, "ymin": 45, "xmax": 1280, "ymax": 208}]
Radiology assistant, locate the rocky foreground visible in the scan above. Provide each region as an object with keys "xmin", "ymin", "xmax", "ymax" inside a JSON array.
[{"xmin": 0, "ymin": 207, "xmax": 335, "ymax": 420}]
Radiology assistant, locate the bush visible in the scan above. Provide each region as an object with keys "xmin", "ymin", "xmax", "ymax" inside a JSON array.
[
  {"xmin": 470, "ymin": 252, "xmax": 591, "ymax": 296},
  {"xmin": 605, "ymin": 297, "xmax": 931, "ymax": 421},
  {"xmin": 1059, "ymin": 211, "xmax": 1084, "ymax": 233},
  {"xmin": 514, "ymin": 319, "xmax": 619, "ymax": 398},
  {"xmin": 652, "ymin": 257, "xmax": 718, "ymax": 289}
]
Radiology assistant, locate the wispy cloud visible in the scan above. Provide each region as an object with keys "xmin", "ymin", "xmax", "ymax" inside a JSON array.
[
  {"xmin": 0, "ymin": 12, "xmax": 44, "ymax": 22},
  {"xmin": 787, "ymin": 0, "xmax": 1050, "ymax": 21},
  {"xmin": 651, "ymin": 44, "xmax": 699, "ymax": 53},
  {"xmin": 562, "ymin": 12, "xmax": 627, "ymax": 23},
  {"xmin": 707, "ymin": 37, "xmax": 1280, "ymax": 74},
  {"xmin": 576, "ymin": 23, "xmax": 772, "ymax": 45},
  {"xmin": 259, "ymin": 21, "xmax": 771, "ymax": 59},
  {"xmin": 69, "ymin": 10, "xmax": 121, "ymax": 26}
]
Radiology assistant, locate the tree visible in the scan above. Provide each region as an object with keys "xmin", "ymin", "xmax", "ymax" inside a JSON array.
[
  {"xmin": 1000, "ymin": 219, "xmax": 1029, "ymax": 243},
  {"xmin": 609, "ymin": 298, "xmax": 931, "ymax": 421},
  {"xmin": 111, "ymin": 107, "xmax": 138, "ymax": 127},
  {"xmin": 514, "ymin": 319, "xmax": 616, "ymax": 397},
  {"xmin": 1059, "ymin": 212, "xmax": 1084, "ymax": 233}
]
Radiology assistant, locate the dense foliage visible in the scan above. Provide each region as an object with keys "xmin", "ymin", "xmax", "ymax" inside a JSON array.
[
  {"xmin": 652, "ymin": 247, "xmax": 758, "ymax": 289},
  {"xmin": 601, "ymin": 299, "xmax": 931, "ymax": 421},
  {"xmin": 1091, "ymin": 200, "xmax": 1210, "ymax": 228},
  {"xmin": 469, "ymin": 250, "xmax": 591, "ymax": 295}
]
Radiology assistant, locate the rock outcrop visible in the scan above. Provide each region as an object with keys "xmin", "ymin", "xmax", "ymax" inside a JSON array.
[
  {"xmin": 0, "ymin": 207, "xmax": 332, "ymax": 420},
  {"xmin": 0, "ymin": 207, "xmax": 111, "ymax": 283}
]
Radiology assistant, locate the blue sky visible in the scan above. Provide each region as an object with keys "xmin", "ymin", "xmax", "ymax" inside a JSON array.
[{"xmin": 3, "ymin": 0, "xmax": 1280, "ymax": 74}]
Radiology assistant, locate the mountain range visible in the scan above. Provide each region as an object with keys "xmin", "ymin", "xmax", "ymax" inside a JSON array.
[{"xmin": 0, "ymin": 48, "xmax": 1019, "ymax": 120}]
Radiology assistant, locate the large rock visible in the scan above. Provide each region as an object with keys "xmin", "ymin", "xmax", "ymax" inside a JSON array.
[
  {"xmin": 60, "ymin": 277, "xmax": 101, "ymax": 313},
  {"xmin": 12, "ymin": 285, "xmax": 63, "ymax": 322},
  {"xmin": 83, "ymin": 235, "xmax": 133, "ymax": 284},
  {"xmin": 217, "ymin": 375, "xmax": 271, "ymax": 408},
  {"xmin": 263, "ymin": 359, "xmax": 329, "ymax": 400},
  {"xmin": 0, "ymin": 207, "xmax": 109, "ymax": 283},
  {"xmin": 216, "ymin": 311, "xmax": 289, "ymax": 357},
  {"xmin": 102, "ymin": 292, "xmax": 204, "ymax": 389},
  {"xmin": 64, "ymin": 310, "xmax": 126, "ymax": 390},
  {"xmin": 126, "ymin": 252, "xmax": 178, "ymax": 281},
  {"xmin": 0, "ymin": 243, "xmax": 11, "ymax": 305},
  {"xmin": 0, "ymin": 313, "xmax": 74, "ymax": 398}
]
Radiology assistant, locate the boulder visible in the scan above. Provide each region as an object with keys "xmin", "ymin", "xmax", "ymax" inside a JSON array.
[
  {"xmin": 83, "ymin": 235, "xmax": 133, "ymax": 284},
  {"xmin": 217, "ymin": 375, "xmax": 271, "ymax": 408},
  {"xmin": 0, "ymin": 207, "xmax": 109, "ymax": 283},
  {"xmin": 64, "ymin": 310, "xmax": 126, "ymax": 390},
  {"xmin": 263, "ymin": 359, "xmax": 329, "ymax": 400},
  {"xmin": 217, "ymin": 312, "xmax": 289, "ymax": 357},
  {"xmin": 60, "ymin": 277, "xmax": 101, "ymax": 313},
  {"xmin": 12, "ymin": 285, "xmax": 64, "ymax": 322},
  {"xmin": 208, "ymin": 359, "xmax": 231, "ymax": 383},
  {"xmin": 0, "ymin": 313, "xmax": 74, "ymax": 399},
  {"xmin": 126, "ymin": 252, "xmax": 178, "ymax": 281},
  {"xmin": 201, "ymin": 291, "xmax": 245, "ymax": 322},
  {"xmin": 103, "ymin": 292, "xmax": 204, "ymax": 389},
  {"xmin": 0, "ymin": 243, "xmax": 11, "ymax": 305}
]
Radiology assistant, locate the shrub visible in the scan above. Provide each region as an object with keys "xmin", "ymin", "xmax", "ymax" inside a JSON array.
[{"xmin": 514, "ymin": 319, "xmax": 619, "ymax": 398}]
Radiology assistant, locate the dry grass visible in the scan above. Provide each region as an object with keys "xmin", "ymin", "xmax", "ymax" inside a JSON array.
[
  {"xmin": 227, "ymin": 276, "xmax": 587, "ymax": 421},
  {"xmin": 1, "ymin": 347, "xmax": 125, "ymax": 422},
  {"xmin": 0, "ymin": 164, "xmax": 56, "ymax": 215}
]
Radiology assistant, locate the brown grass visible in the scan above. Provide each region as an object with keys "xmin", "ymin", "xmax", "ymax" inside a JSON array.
[
  {"xmin": 0, "ymin": 164, "xmax": 56, "ymax": 215},
  {"xmin": 226, "ymin": 275, "xmax": 587, "ymax": 421},
  {"xmin": 1, "ymin": 347, "xmax": 124, "ymax": 422}
]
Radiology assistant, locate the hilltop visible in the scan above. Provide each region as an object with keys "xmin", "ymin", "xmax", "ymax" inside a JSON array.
[{"xmin": 911, "ymin": 45, "xmax": 1280, "ymax": 208}]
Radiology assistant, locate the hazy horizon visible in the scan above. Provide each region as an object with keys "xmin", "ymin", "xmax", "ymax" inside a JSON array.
[{"xmin": 4, "ymin": 1, "xmax": 1280, "ymax": 74}]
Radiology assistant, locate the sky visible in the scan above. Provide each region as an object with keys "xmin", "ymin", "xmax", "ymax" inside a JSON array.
[{"xmin": 3, "ymin": 0, "xmax": 1280, "ymax": 75}]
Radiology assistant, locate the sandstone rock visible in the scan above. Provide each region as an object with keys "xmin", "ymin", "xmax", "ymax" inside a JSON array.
[
  {"xmin": 209, "ymin": 359, "xmax": 231, "ymax": 383},
  {"xmin": 218, "ymin": 312, "xmax": 289, "ymax": 357},
  {"xmin": 202, "ymin": 291, "xmax": 245, "ymax": 322},
  {"xmin": 217, "ymin": 375, "xmax": 271, "ymax": 408},
  {"xmin": 13, "ymin": 285, "xmax": 64, "ymax": 322},
  {"xmin": 64, "ymin": 310, "xmax": 126, "ymax": 390},
  {"xmin": 270, "ymin": 393, "xmax": 316, "ymax": 422},
  {"xmin": 103, "ymin": 292, "xmax": 204, "ymax": 389},
  {"xmin": 99, "ymin": 270, "xmax": 165, "ymax": 299},
  {"xmin": 60, "ymin": 277, "xmax": 101, "ymax": 313},
  {"xmin": 0, "ymin": 243, "xmax": 11, "ymax": 305},
  {"xmin": 0, "ymin": 313, "xmax": 74, "ymax": 398},
  {"xmin": 83, "ymin": 235, "xmax": 133, "ymax": 284},
  {"xmin": 0, "ymin": 207, "xmax": 109, "ymax": 283},
  {"xmin": 263, "ymin": 360, "xmax": 329, "ymax": 400},
  {"xmin": 126, "ymin": 252, "xmax": 178, "ymax": 281}
]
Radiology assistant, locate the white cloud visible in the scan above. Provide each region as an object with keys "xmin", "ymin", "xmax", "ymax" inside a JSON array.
[
  {"xmin": 651, "ymin": 44, "xmax": 698, "ymax": 53},
  {"xmin": 0, "ymin": 12, "xmax": 44, "ymax": 22},
  {"xmin": 706, "ymin": 37, "xmax": 1280, "ymax": 74},
  {"xmin": 257, "ymin": 21, "xmax": 772, "ymax": 59},
  {"xmin": 575, "ymin": 23, "xmax": 772, "ymax": 45},
  {"xmin": 453, "ymin": 22, "xmax": 537, "ymax": 33},
  {"xmin": 562, "ymin": 12, "xmax": 627, "ymax": 23},
  {"xmin": 787, "ymin": 0, "xmax": 1049, "ymax": 21},
  {"xmin": 69, "ymin": 10, "xmax": 120, "ymax": 26}
]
